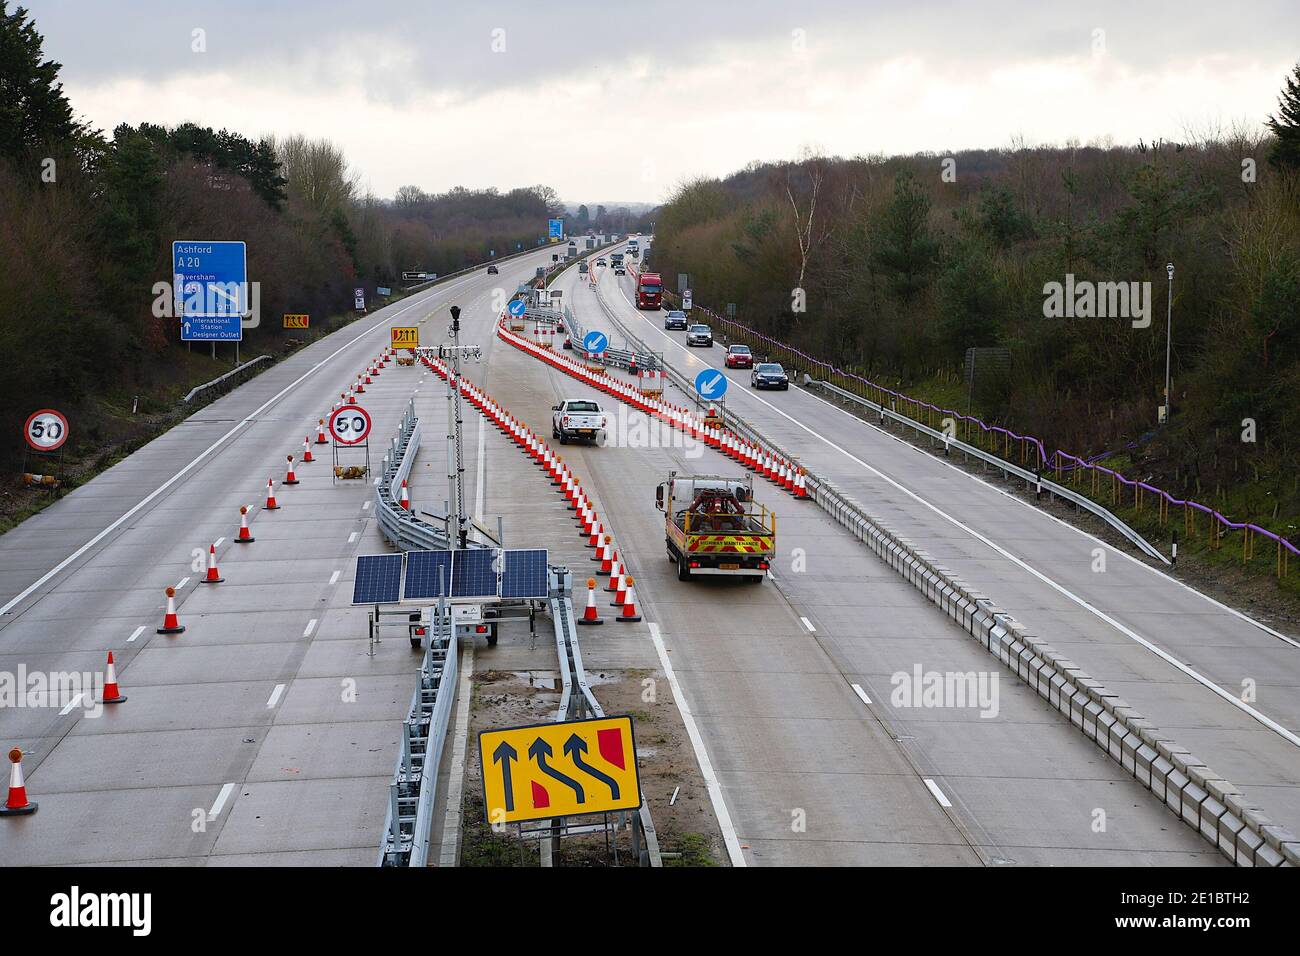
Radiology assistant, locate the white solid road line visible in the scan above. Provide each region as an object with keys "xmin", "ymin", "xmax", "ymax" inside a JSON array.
[
  {"xmin": 440, "ymin": 642, "xmax": 476, "ymax": 867},
  {"xmin": 799, "ymin": 616, "xmax": 816, "ymax": 633},
  {"xmin": 924, "ymin": 778, "xmax": 953, "ymax": 808},
  {"xmin": 127, "ymin": 625, "xmax": 145, "ymax": 643},
  {"xmin": 851, "ymin": 683, "xmax": 872, "ymax": 706},
  {"xmin": 58, "ymin": 693, "xmax": 85, "ymax": 716},
  {"xmin": 302, "ymin": 618, "xmax": 317, "ymax": 638},
  {"xmin": 266, "ymin": 684, "xmax": 286, "ymax": 709},
  {"xmin": 623, "ymin": 298, "xmax": 1300, "ymax": 749},
  {"xmin": 207, "ymin": 782, "xmax": 236, "ymax": 820},
  {"xmin": 648, "ymin": 622, "xmax": 747, "ymax": 867},
  {"xmin": 328, "ymin": 570, "xmax": 341, "ymax": 586},
  {"xmin": 0, "ymin": 272, "xmax": 482, "ymax": 620}
]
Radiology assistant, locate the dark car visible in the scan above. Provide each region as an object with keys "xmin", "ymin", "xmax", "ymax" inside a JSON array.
[
  {"xmin": 686, "ymin": 324, "xmax": 713, "ymax": 347},
  {"xmin": 486, "ymin": 264, "xmax": 498, "ymax": 274},
  {"xmin": 664, "ymin": 310, "xmax": 688, "ymax": 330},
  {"xmin": 751, "ymin": 363, "xmax": 789, "ymax": 390},
  {"xmin": 724, "ymin": 344, "xmax": 753, "ymax": 368},
  {"xmin": 614, "ymin": 267, "xmax": 626, "ymax": 276}
]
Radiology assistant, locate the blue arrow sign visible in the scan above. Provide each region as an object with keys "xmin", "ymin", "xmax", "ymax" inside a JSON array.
[
  {"xmin": 548, "ymin": 219, "xmax": 564, "ymax": 240},
  {"xmin": 508, "ymin": 299, "xmax": 527, "ymax": 318},
  {"xmin": 694, "ymin": 368, "xmax": 728, "ymax": 400},
  {"xmin": 583, "ymin": 331, "xmax": 608, "ymax": 355},
  {"xmin": 174, "ymin": 240, "xmax": 247, "ymax": 341}
]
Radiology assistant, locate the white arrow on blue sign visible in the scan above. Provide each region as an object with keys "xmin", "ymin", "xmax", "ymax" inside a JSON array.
[
  {"xmin": 174, "ymin": 240, "xmax": 247, "ymax": 341},
  {"xmin": 508, "ymin": 299, "xmax": 527, "ymax": 317},
  {"xmin": 583, "ymin": 331, "xmax": 608, "ymax": 355},
  {"xmin": 694, "ymin": 368, "xmax": 728, "ymax": 400}
]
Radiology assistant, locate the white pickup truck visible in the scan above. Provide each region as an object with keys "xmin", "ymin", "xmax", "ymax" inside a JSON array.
[{"xmin": 551, "ymin": 399, "xmax": 606, "ymax": 445}]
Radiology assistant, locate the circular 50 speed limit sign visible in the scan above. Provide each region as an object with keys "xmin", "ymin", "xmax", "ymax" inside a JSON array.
[
  {"xmin": 329, "ymin": 405, "xmax": 372, "ymax": 445},
  {"xmin": 25, "ymin": 409, "xmax": 70, "ymax": 452}
]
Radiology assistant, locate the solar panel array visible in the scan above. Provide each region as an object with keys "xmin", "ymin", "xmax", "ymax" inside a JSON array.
[
  {"xmin": 397, "ymin": 548, "xmax": 551, "ymax": 601},
  {"xmin": 351, "ymin": 554, "xmax": 404, "ymax": 605}
]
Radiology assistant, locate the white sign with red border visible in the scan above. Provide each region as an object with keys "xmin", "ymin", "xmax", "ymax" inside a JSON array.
[
  {"xmin": 329, "ymin": 405, "xmax": 372, "ymax": 445},
  {"xmin": 25, "ymin": 409, "xmax": 69, "ymax": 452}
]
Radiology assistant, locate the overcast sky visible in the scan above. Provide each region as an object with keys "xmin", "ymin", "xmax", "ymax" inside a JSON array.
[{"xmin": 25, "ymin": 0, "xmax": 1300, "ymax": 204}]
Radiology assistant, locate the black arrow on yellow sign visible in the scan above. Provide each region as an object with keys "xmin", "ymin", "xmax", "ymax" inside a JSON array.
[
  {"xmin": 529, "ymin": 737, "xmax": 584, "ymax": 802},
  {"xmin": 564, "ymin": 734, "xmax": 620, "ymax": 799},
  {"xmin": 493, "ymin": 740, "xmax": 518, "ymax": 812}
]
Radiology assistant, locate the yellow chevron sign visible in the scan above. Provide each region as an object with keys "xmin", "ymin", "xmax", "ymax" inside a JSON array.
[
  {"xmin": 391, "ymin": 326, "xmax": 419, "ymax": 349},
  {"xmin": 282, "ymin": 313, "xmax": 309, "ymax": 329},
  {"xmin": 480, "ymin": 715, "xmax": 641, "ymax": 825}
]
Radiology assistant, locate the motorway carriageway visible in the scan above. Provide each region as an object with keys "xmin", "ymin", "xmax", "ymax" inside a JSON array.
[
  {"xmin": 0, "ymin": 247, "xmax": 560, "ymax": 864},
  {"xmin": 592, "ymin": 250, "xmax": 1300, "ymax": 852},
  {"xmin": 412, "ymin": 256, "xmax": 1221, "ymax": 865}
]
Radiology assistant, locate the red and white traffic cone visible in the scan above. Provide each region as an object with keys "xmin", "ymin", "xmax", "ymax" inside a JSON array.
[
  {"xmin": 595, "ymin": 536, "xmax": 614, "ymax": 575},
  {"xmin": 102, "ymin": 651, "xmax": 127, "ymax": 704},
  {"xmin": 236, "ymin": 505, "xmax": 255, "ymax": 543},
  {"xmin": 302, "ymin": 437, "xmax": 314, "ymax": 463},
  {"xmin": 157, "ymin": 586, "xmax": 185, "ymax": 634},
  {"xmin": 604, "ymin": 554, "xmax": 623, "ymax": 591},
  {"xmin": 399, "ymin": 480, "xmax": 411, "ymax": 511},
  {"xmin": 587, "ymin": 520, "xmax": 603, "ymax": 549},
  {"xmin": 794, "ymin": 470, "xmax": 809, "ymax": 499},
  {"xmin": 316, "ymin": 419, "xmax": 328, "ymax": 444},
  {"xmin": 566, "ymin": 480, "xmax": 580, "ymax": 511},
  {"xmin": 577, "ymin": 578, "xmax": 603, "ymax": 626},
  {"xmin": 0, "ymin": 749, "xmax": 37, "ymax": 816},
  {"xmin": 783, "ymin": 462, "xmax": 796, "ymax": 492},
  {"xmin": 610, "ymin": 567, "xmax": 628, "ymax": 606},
  {"xmin": 203, "ymin": 543, "xmax": 224, "ymax": 583},
  {"xmin": 355, "ymin": 374, "xmax": 365, "ymax": 394},
  {"xmin": 264, "ymin": 478, "xmax": 279, "ymax": 510},
  {"xmin": 617, "ymin": 576, "xmax": 642, "ymax": 622},
  {"xmin": 284, "ymin": 455, "xmax": 299, "ymax": 485}
]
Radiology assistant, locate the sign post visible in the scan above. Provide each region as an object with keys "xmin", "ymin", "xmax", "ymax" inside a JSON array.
[
  {"xmin": 329, "ymin": 405, "xmax": 372, "ymax": 483},
  {"xmin": 21, "ymin": 409, "xmax": 69, "ymax": 489}
]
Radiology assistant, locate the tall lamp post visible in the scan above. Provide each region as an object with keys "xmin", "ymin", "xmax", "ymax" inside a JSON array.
[{"xmin": 1163, "ymin": 261, "xmax": 1174, "ymax": 424}]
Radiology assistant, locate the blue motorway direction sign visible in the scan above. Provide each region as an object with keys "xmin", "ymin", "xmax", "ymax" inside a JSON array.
[
  {"xmin": 694, "ymin": 368, "xmax": 728, "ymax": 400},
  {"xmin": 508, "ymin": 299, "xmax": 527, "ymax": 317},
  {"xmin": 174, "ymin": 240, "xmax": 247, "ymax": 341},
  {"xmin": 583, "ymin": 331, "xmax": 608, "ymax": 355},
  {"xmin": 548, "ymin": 219, "xmax": 564, "ymax": 240}
]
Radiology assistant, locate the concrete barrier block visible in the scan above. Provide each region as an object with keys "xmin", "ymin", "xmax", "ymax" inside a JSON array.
[
  {"xmin": 1178, "ymin": 780, "xmax": 1209, "ymax": 826},
  {"xmin": 1133, "ymin": 743, "xmax": 1159, "ymax": 787}
]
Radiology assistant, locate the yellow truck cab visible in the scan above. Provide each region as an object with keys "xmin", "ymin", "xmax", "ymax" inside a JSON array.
[{"xmin": 656, "ymin": 472, "xmax": 775, "ymax": 582}]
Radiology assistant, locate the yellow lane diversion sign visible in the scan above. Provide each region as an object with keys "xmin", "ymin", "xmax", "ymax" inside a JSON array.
[
  {"xmin": 283, "ymin": 313, "xmax": 309, "ymax": 329},
  {"xmin": 480, "ymin": 715, "xmax": 641, "ymax": 825},
  {"xmin": 391, "ymin": 326, "xmax": 419, "ymax": 349}
]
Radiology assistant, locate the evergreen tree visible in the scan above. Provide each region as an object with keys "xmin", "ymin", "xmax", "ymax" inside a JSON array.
[
  {"xmin": 0, "ymin": 1, "xmax": 85, "ymax": 162},
  {"xmin": 1267, "ymin": 62, "xmax": 1300, "ymax": 171}
]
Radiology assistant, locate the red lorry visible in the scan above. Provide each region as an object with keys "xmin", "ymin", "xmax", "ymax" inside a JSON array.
[{"xmin": 633, "ymin": 270, "xmax": 662, "ymax": 310}]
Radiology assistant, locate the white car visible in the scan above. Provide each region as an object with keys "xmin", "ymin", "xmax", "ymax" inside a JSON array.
[{"xmin": 551, "ymin": 399, "xmax": 607, "ymax": 444}]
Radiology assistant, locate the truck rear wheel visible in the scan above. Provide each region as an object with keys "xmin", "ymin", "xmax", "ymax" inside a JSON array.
[{"xmin": 677, "ymin": 558, "xmax": 692, "ymax": 581}]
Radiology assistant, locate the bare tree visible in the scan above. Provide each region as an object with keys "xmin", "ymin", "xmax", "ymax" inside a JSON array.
[{"xmin": 784, "ymin": 151, "xmax": 830, "ymax": 297}]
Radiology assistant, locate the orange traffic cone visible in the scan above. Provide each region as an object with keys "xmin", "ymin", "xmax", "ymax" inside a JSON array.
[
  {"xmin": 617, "ymin": 576, "xmax": 642, "ymax": 622},
  {"xmin": 203, "ymin": 543, "xmax": 223, "ymax": 583},
  {"xmin": 157, "ymin": 586, "xmax": 185, "ymax": 634},
  {"xmin": 302, "ymin": 437, "xmax": 314, "ymax": 463},
  {"xmin": 316, "ymin": 419, "xmax": 328, "ymax": 444},
  {"xmin": 577, "ymin": 578, "xmax": 603, "ymax": 625},
  {"xmin": 0, "ymin": 749, "xmax": 37, "ymax": 816},
  {"xmin": 399, "ymin": 480, "xmax": 411, "ymax": 511},
  {"xmin": 284, "ymin": 455, "xmax": 299, "ymax": 485},
  {"xmin": 610, "ymin": 567, "xmax": 627, "ymax": 606},
  {"xmin": 604, "ymin": 555, "xmax": 623, "ymax": 591},
  {"xmin": 595, "ymin": 536, "xmax": 613, "ymax": 575},
  {"xmin": 102, "ymin": 651, "xmax": 127, "ymax": 704},
  {"xmin": 264, "ymin": 478, "xmax": 279, "ymax": 510},
  {"xmin": 236, "ymin": 505, "xmax": 255, "ymax": 543},
  {"xmin": 794, "ymin": 470, "xmax": 809, "ymax": 499}
]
